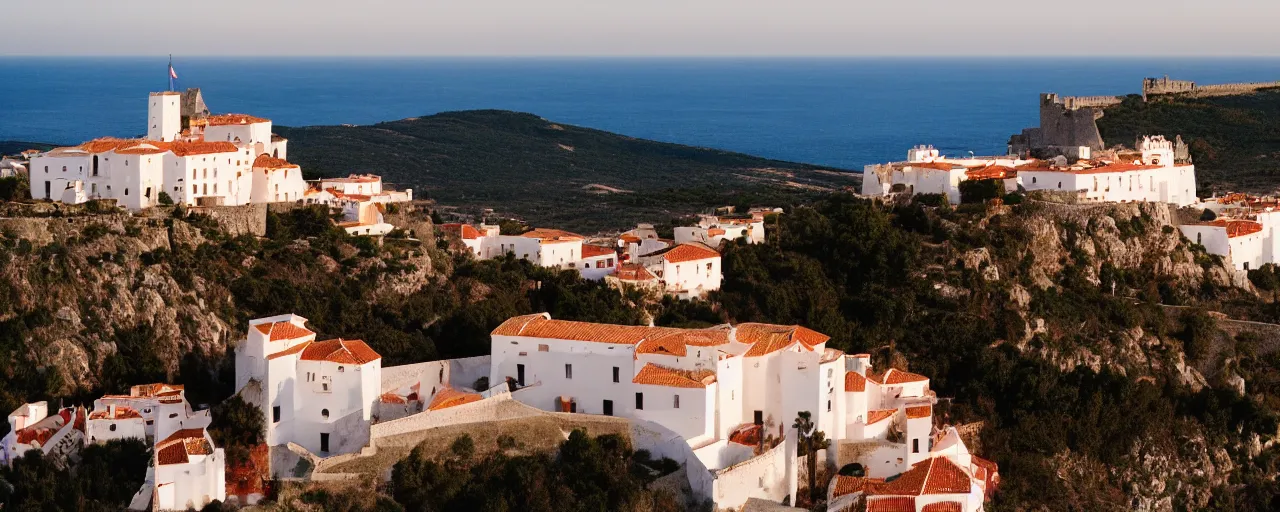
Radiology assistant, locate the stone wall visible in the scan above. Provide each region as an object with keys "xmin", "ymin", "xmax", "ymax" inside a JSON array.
[
  {"xmin": 1144, "ymin": 77, "xmax": 1280, "ymax": 99},
  {"xmin": 187, "ymin": 203, "xmax": 267, "ymax": 237},
  {"xmin": 712, "ymin": 434, "xmax": 792, "ymax": 509}
]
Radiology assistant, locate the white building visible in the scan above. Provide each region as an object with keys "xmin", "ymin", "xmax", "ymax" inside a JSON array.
[
  {"xmin": 675, "ymin": 214, "xmax": 766, "ymax": 247},
  {"xmin": 862, "ymin": 145, "xmax": 1030, "ymax": 204},
  {"xmin": 234, "ymin": 314, "xmax": 383, "ymax": 456},
  {"xmin": 30, "ymin": 89, "xmax": 299, "ymax": 210},
  {"xmin": 86, "ymin": 383, "xmax": 211, "ymax": 446},
  {"xmin": 439, "ymin": 225, "xmax": 622, "ymax": 280},
  {"xmin": 486, "ymin": 313, "xmax": 992, "ymax": 510},
  {"xmin": 1180, "ymin": 218, "xmax": 1265, "ymax": 271},
  {"xmin": 149, "ymin": 428, "xmax": 226, "ymax": 511},
  {"xmin": 865, "ymin": 137, "xmax": 1198, "ymax": 207},
  {"xmin": 827, "ymin": 428, "xmax": 999, "ymax": 512},
  {"xmin": 1, "ymin": 402, "xmax": 85, "ymax": 468},
  {"xmin": 635, "ymin": 243, "xmax": 723, "ymax": 299}
]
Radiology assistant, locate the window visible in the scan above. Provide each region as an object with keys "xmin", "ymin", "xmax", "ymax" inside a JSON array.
[
  {"xmin": 109, "ymin": 424, "xmax": 116, "ymax": 432},
  {"xmin": 1197, "ymin": 233, "xmax": 1202, "ymax": 245},
  {"xmin": 1031, "ymin": 176, "xmax": 1036, "ymax": 184},
  {"xmin": 1245, "ymin": 262, "xmax": 1251, "ymax": 271},
  {"xmin": 635, "ymin": 392, "xmax": 644, "ymax": 410},
  {"xmin": 146, "ymin": 420, "xmax": 153, "ymax": 425},
  {"xmin": 192, "ymin": 185, "xmax": 197, "ymax": 195},
  {"xmin": 673, "ymin": 395, "xmax": 680, "ymax": 408},
  {"xmin": 603, "ymin": 400, "xmax": 614, "ymax": 416},
  {"xmin": 565, "ymin": 364, "xmax": 573, "ymax": 379},
  {"xmin": 321, "ymin": 409, "xmax": 330, "ymax": 419},
  {"xmin": 124, "ymin": 188, "xmax": 129, "ymax": 196},
  {"xmin": 538, "ymin": 344, "xmax": 549, "ymax": 352},
  {"xmin": 273, "ymin": 406, "xmax": 281, "ymax": 423},
  {"xmin": 322, "ymin": 383, "xmax": 330, "ymax": 391},
  {"xmin": 62, "ymin": 166, "xmax": 66, "ymax": 172},
  {"xmin": 827, "ymin": 400, "xmax": 832, "ymax": 411},
  {"xmin": 613, "ymin": 367, "xmax": 620, "ymax": 383},
  {"xmin": 193, "ymin": 169, "xmax": 197, "ymax": 179},
  {"xmin": 912, "ymin": 439, "xmax": 920, "ymax": 453},
  {"xmin": 338, "ymin": 366, "xmax": 344, "ymax": 373}
]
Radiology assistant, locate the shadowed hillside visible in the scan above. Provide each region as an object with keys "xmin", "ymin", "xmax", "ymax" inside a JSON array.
[
  {"xmin": 1097, "ymin": 90, "xmax": 1280, "ymax": 195},
  {"xmin": 277, "ymin": 110, "xmax": 857, "ymax": 232}
]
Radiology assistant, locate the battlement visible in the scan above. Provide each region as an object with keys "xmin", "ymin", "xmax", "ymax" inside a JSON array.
[
  {"xmin": 1041, "ymin": 93, "xmax": 1125, "ymax": 110},
  {"xmin": 1144, "ymin": 76, "xmax": 1280, "ymax": 99}
]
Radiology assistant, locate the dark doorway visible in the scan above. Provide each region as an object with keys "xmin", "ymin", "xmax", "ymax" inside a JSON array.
[
  {"xmin": 754, "ymin": 410, "xmax": 764, "ymax": 425},
  {"xmin": 603, "ymin": 400, "xmax": 613, "ymax": 416},
  {"xmin": 517, "ymin": 364, "xmax": 525, "ymax": 386},
  {"xmin": 43, "ymin": 181, "xmax": 50, "ymax": 200},
  {"xmin": 320, "ymin": 433, "xmax": 330, "ymax": 452},
  {"xmin": 635, "ymin": 392, "xmax": 644, "ymax": 410}
]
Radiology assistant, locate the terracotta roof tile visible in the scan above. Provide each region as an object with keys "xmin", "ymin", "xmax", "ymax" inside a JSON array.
[
  {"xmin": 1197, "ymin": 219, "xmax": 1264, "ymax": 238},
  {"xmin": 170, "ymin": 141, "xmax": 239, "ymax": 157},
  {"xmin": 906, "ymin": 405, "xmax": 932, "ymax": 419},
  {"xmin": 88, "ymin": 406, "xmax": 142, "ymax": 420},
  {"xmin": 874, "ymin": 457, "xmax": 972, "ymax": 497},
  {"xmin": 156, "ymin": 428, "xmax": 213, "ymax": 466},
  {"xmin": 300, "ymin": 338, "xmax": 381, "ymax": 365},
  {"xmin": 866, "ymin": 497, "xmax": 916, "ymax": 512},
  {"xmin": 521, "ymin": 228, "xmax": 583, "ymax": 243},
  {"xmin": 207, "ymin": 114, "xmax": 270, "ymax": 126},
  {"xmin": 882, "ymin": 368, "xmax": 929, "ymax": 385},
  {"xmin": 707, "ymin": 228, "xmax": 726, "ymax": 236},
  {"xmin": 254, "ymin": 321, "xmax": 314, "ymax": 342},
  {"xmin": 581, "ymin": 244, "xmax": 616, "ymax": 259},
  {"xmin": 661, "ymin": 243, "xmax": 720, "ymax": 263},
  {"xmin": 866, "ymin": 409, "xmax": 896, "ymax": 425},
  {"xmin": 252, "ymin": 153, "xmax": 299, "ymax": 169},
  {"xmin": 379, "ymin": 393, "xmax": 407, "ymax": 404},
  {"xmin": 427, "ymin": 388, "xmax": 482, "ymax": 411},
  {"xmin": 728, "ymin": 423, "xmax": 762, "ymax": 447},
  {"xmin": 267, "ymin": 341, "xmax": 310, "ymax": 360},
  {"xmin": 441, "ymin": 223, "xmax": 482, "ymax": 240},
  {"xmin": 845, "ymin": 371, "xmax": 867, "ymax": 392},
  {"xmin": 632, "ymin": 363, "xmax": 716, "ymax": 388},
  {"xmin": 614, "ymin": 264, "xmax": 656, "ymax": 281},
  {"xmin": 832, "ymin": 475, "xmax": 887, "ymax": 498},
  {"xmin": 965, "ymin": 164, "xmax": 1016, "ymax": 181},
  {"xmin": 921, "ymin": 502, "xmax": 963, "ymax": 512},
  {"xmin": 737, "ymin": 323, "xmax": 830, "ymax": 357}
]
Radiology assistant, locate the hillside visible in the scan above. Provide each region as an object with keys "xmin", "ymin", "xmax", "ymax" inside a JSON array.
[
  {"xmin": 276, "ymin": 110, "xmax": 856, "ymax": 232},
  {"xmin": 0, "ymin": 141, "xmax": 56, "ymax": 155},
  {"xmin": 1097, "ymin": 90, "xmax": 1280, "ymax": 194}
]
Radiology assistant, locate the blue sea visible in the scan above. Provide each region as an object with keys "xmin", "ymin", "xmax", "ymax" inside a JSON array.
[{"xmin": 4, "ymin": 57, "xmax": 1280, "ymax": 169}]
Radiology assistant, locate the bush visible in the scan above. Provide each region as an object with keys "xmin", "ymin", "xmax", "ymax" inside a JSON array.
[
  {"xmin": 1200, "ymin": 208, "xmax": 1217, "ymax": 221},
  {"xmin": 158, "ymin": 191, "xmax": 174, "ymax": 205},
  {"xmin": 958, "ymin": 179, "xmax": 1004, "ymax": 204}
]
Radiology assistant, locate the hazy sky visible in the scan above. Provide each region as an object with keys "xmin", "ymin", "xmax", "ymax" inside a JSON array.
[{"xmin": 5, "ymin": 0, "xmax": 1279, "ymax": 57}]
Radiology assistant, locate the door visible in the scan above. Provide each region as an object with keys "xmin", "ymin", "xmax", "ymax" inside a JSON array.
[
  {"xmin": 320, "ymin": 433, "xmax": 330, "ymax": 453},
  {"xmin": 754, "ymin": 410, "xmax": 764, "ymax": 425},
  {"xmin": 635, "ymin": 392, "xmax": 644, "ymax": 410},
  {"xmin": 517, "ymin": 364, "xmax": 525, "ymax": 386},
  {"xmin": 44, "ymin": 181, "xmax": 50, "ymax": 200},
  {"xmin": 603, "ymin": 400, "xmax": 613, "ymax": 416}
]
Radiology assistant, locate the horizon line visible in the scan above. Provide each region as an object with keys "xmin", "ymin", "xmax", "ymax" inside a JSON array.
[{"xmin": 7, "ymin": 54, "xmax": 1280, "ymax": 60}]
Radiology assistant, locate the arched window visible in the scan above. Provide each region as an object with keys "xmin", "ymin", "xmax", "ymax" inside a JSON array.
[
  {"xmin": 321, "ymin": 409, "xmax": 330, "ymax": 419},
  {"xmin": 92, "ymin": 155, "xmax": 98, "ymax": 176},
  {"xmin": 124, "ymin": 188, "xmax": 129, "ymax": 196}
]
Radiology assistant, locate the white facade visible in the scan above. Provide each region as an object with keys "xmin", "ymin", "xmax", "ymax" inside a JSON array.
[
  {"xmin": 234, "ymin": 314, "xmax": 383, "ymax": 456},
  {"xmin": 862, "ymin": 145, "xmax": 1031, "ymax": 204},
  {"xmin": 147, "ymin": 92, "xmax": 182, "ymax": 142},
  {"xmin": 636, "ymin": 243, "xmax": 723, "ymax": 299},
  {"xmin": 1, "ymin": 402, "xmax": 85, "ymax": 468},
  {"xmin": 86, "ymin": 383, "xmax": 211, "ymax": 446},
  {"xmin": 674, "ymin": 214, "xmax": 765, "ymax": 247},
  {"xmin": 441, "ymin": 226, "xmax": 624, "ymax": 280},
  {"xmin": 151, "ymin": 428, "xmax": 226, "ymax": 511},
  {"xmin": 31, "ymin": 90, "xmax": 303, "ymax": 210}
]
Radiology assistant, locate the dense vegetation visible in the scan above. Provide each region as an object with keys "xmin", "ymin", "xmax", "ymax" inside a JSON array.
[
  {"xmin": 276, "ymin": 110, "xmax": 857, "ymax": 232},
  {"xmin": 1097, "ymin": 90, "xmax": 1280, "ymax": 194},
  {"xmin": 0, "ymin": 438, "xmax": 151, "ymax": 511}
]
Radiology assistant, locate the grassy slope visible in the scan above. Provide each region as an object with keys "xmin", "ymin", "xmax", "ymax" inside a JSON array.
[
  {"xmin": 1097, "ymin": 90, "xmax": 1280, "ymax": 194},
  {"xmin": 277, "ymin": 110, "xmax": 857, "ymax": 232}
]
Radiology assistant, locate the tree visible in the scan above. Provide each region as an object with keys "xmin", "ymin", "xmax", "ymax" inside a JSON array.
[
  {"xmin": 793, "ymin": 411, "xmax": 830, "ymax": 506},
  {"xmin": 208, "ymin": 395, "xmax": 265, "ymax": 465},
  {"xmin": 158, "ymin": 191, "xmax": 174, "ymax": 205},
  {"xmin": 958, "ymin": 179, "xmax": 1004, "ymax": 204},
  {"xmin": 1200, "ymin": 208, "xmax": 1217, "ymax": 221}
]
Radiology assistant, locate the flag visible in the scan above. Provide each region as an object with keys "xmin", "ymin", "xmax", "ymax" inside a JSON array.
[{"xmin": 169, "ymin": 64, "xmax": 178, "ymax": 80}]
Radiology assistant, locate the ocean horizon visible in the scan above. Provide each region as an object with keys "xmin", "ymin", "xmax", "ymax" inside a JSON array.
[{"xmin": 5, "ymin": 56, "xmax": 1280, "ymax": 169}]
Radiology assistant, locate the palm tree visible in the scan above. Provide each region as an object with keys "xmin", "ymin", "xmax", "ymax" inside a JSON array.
[{"xmin": 793, "ymin": 411, "xmax": 830, "ymax": 505}]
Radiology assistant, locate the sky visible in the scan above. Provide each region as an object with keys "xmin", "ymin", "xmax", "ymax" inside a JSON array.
[{"xmin": 4, "ymin": 0, "xmax": 1279, "ymax": 57}]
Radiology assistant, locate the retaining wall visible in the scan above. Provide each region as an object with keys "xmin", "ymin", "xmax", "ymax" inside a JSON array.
[{"xmin": 711, "ymin": 435, "xmax": 791, "ymax": 509}]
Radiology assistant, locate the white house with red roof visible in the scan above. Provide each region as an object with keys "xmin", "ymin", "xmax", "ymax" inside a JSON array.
[
  {"xmin": 1, "ymin": 402, "xmax": 86, "ymax": 468},
  {"xmin": 1017, "ymin": 136, "xmax": 1196, "ymax": 206},
  {"xmin": 635, "ymin": 242, "xmax": 723, "ymax": 299},
  {"xmin": 30, "ymin": 90, "xmax": 301, "ymax": 209},
  {"xmin": 862, "ymin": 145, "xmax": 1031, "ymax": 204},
  {"xmin": 827, "ymin": 426, "xmax": 998, "ymax": 512},
  {"xmin": 675, "ymin": 214, "xmax": 766, "ymax": 246},
  {"xmin": 234, "ymin": 314, "xmax": 383, "ymax": 456},
  {"xmin": 1180, "ymin": 218, "xmax": 1266, "ymax": 271},
  {"xmin": 142, "ymin": 427, "xmax": 226, "ymax": 511},
  {"xmin": 437, "ymin": 225, "xmax": 622, "ymax": 279},
  {"xmin": 86, "ymin": 383, "xmax": 211, "ymax": 446}
]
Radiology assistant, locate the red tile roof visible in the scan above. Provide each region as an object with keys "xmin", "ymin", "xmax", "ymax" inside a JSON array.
[
  {"xmin": 170, "ymin": 141, "xmax": 240, "ymax": 157},
  {"xmin": 521, "ymin": 228, "xmax": 583, "ymax": 243},
  {"xmin": 156, "ymin": 428, "xmax": 213, "ymax": 466},
  {"xmin": 845, "ymin": 371, "xmax": 867, "ymax": 392},
  {"xmin": 866, "ymin": 409, "xmax": 896, "ymax": 425},
  {"xmin": 906, "ymin": 406, "xmax": 932, "ymax": 419},
  {"xmin": 254, "ymin": 321, "xmax": 314, "ymax": 342},
  {"xmin": 661, "ymin": 243, "xmax": 720, "ymax": 263},
  {"xmin": 866, "ymin": 497, "xmax": 916, "ymax": 512},
  {"xmin": 131, "ymin": 383, "xmax": 185, "ymax": 398},
  {"xmin": 832, "ymin": 475, "xmax": 889, "ymax": 498},
  {"xmin": 252, "ymin": 154, "xmax": 299, "ymax": 169},
  {"xmin": 300, "ymin": 338, "xmax": 381, "ymax": 365},
  {"xmin": 737, "ymin": 323, "xmax": 830, "ymax": 357},
  {"xmin": 632, "ymin": 364, "xmax": 716, "ymax": 388},
  {"xmin": 379, "ymin": 393, "xmax": 408, "ymax": 405},
  {"xmin": 440, "ymin": 223, "xmax": 482, "ymax": 240},
  {"xmin": 207, "ymin": 114, "xmax": 270, "ymax": 126},
  {"xmin": 266, "ymin": 342, "xmax": 310, "ymax": 360},
  {"xmin": 491, "ymin": 314, "xmax": 680, "ymax": 344},
  {"xmin": 921, "ymin": 502, "xmax": 963, "ymax": 512},
  {"xmin": 1197, "ymin": 219, "xmax": 1264, "ymax": 238},
  {"xmin": 874, "ymin": 457, "xmax": 973, "ymax": 497},
  {"xmin": 581, "ymin": 244, "xmax": 616, "ymax": 259},
  {"xmin": 882, "ymin": 368, "xmax": 929, "ymax": 385},
  {"xmin": 614, "ymin": 264, "xmax": 656, "ymax": 281},
  {"xmin": 728, "ymin": 423, "xmax": 762, "ymax": 447},
  {"xmin": 965, "ymin": 165, "xmax": 1016, "ymax": 181},
  {"xmin": 88, "ymin": 406, "xmax": 142, "ymax": 420},
  {"xmin": 427, "ymin": 388, "xmax": 482, "ymax": 411}
]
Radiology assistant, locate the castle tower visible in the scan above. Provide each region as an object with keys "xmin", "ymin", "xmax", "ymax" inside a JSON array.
[{"xmin": 147, "ymin": 91, "xmax": 182, "ymax": 142}]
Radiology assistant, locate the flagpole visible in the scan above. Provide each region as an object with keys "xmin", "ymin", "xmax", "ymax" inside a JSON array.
[{"xmin": 168, "ymin": 54, "xmax": 174, "ymax": 92}]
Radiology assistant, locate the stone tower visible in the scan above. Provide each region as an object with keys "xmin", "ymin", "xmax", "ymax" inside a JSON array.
[{"xmin": 147, "ymin": 91, "xmax": 182, "ymax": 142}]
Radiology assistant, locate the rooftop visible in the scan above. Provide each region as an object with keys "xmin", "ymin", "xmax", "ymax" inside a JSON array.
[
  {"xmin": 427, "ymin": 388, "xmax": 482, "ymax": 411},
  {"xmin": 1194, "ymin": 218, "xmax": 1264, "ymax": 238},
  {"xmin": 632, "ymin": 363, "xmax": 717, "ymax": 388},
  {"xmin": 207, "ymin": 114, "xmax": 270, "ymax": 126},
  {"xmin": 300, "ymin": 338, "xmax": 382, "ymax": 365},
  {"xmin": 156, "ymin": 428, "xmax": 214, "ymax": 465},
  {"xmin": 252, "ymin": 153, "xmax": 299, "ymax": 169}
]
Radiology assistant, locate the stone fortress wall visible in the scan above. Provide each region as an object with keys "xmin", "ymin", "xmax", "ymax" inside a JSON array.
[{"xmin": 1143, "ymin": 76, "xmax": 1280, "ymax": 99}]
